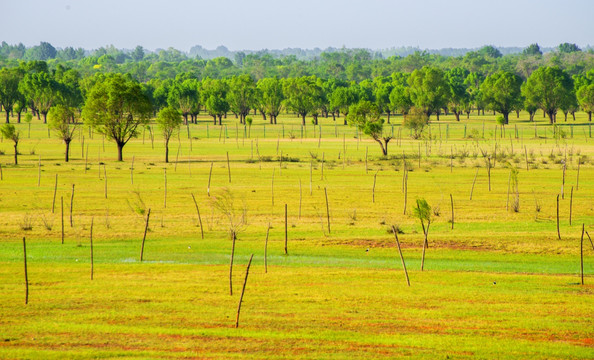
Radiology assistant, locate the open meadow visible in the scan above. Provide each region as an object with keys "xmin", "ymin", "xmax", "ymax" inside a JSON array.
[{"xmin": 0, "ymin": 111, "xmax": 593, "ymax": 359}]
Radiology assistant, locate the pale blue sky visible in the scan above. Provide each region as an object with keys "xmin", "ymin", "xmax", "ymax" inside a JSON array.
[{"xmin": 2, "ymin": 0, "xmax": 592, "ymax": 51}]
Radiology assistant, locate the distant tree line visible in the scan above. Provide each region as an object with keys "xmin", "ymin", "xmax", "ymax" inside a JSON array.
[{"xmin": 1, "ymin": 42, "xmax": 594, "ymax": 158}]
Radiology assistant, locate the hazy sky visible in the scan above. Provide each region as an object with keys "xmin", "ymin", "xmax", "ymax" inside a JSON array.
[{"xmin": 3, "ymin": 0, "xmax": 593, "ymax": 51}]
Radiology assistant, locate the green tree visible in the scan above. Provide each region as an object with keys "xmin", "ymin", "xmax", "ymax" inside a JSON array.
[
  {"xmin": 156, "ymin": 106, "xmax": 182, "ymax": 163},
  {"xmin": 523, "ymin": 67, "xmax": 574, "ymax": 124},
  {"xmin": 523, "ymin": 43, "xmax": 542, "ymax": 56},
  {"xmin": 329, "ymin": 85, "xmax": 358, "ymax": 125},
  {"xmin": 413, "ymin": 198, "xmax": 432, "ymax": 271},
  {"xmin": 48, "ymin": 105, "xmax": 76, "ymax": 162},
  {"xmin": 480, "ymin": 71, "xmax": 523, "ymax": 124},
  {"xmin": 257, "ymin": 77, "xmax": 284, "ymax": 124},
  {"xmin": 282, "ymin": 77, "xmax": 318, "ymax": 126},
  {"xmin": 347, "ymin": 101, "xmax": 392, "ymax": 155},
  {"xmin": 576, "ymin": 84, "xmax": 594, "ymax": 121},
  {"xmin": 558, "ymin": 43, "xmax": 581, "ymax": 53},
  {"xmin": 445, "ymin": 67, "xmax": 470, "ymax": 121},
  {"xmin": 0, "ymin": 68, "xmax": 22, "ymax": 123},
  {"xmin": 227, "ymin": 74, "xmax": 257, "ymax": 124},
  {"xmin": 389, "ymin": 84, "xmax": 412, "ymax": 118},
  {"xmin": 82, "ymin": 74, "xmax": 152, "ymax": 161},
  {"xmin": 201, "ymin": 78, "xmax": 229, "ymax": 125},
  {"xmin": 19, "ymin": 71, "xmax": 58, "ymax": 123},
  {"xmin": 168, "ymin": 78, "xmax": 199, "ymax": 125},
  {"xmin": 0, "ymin": 123, "xmax": 20, "ymax": 164},
  {"xmin": 403, "ymin": 107, "xmax": 429, "ymax": 139},
  {"xmin": 407, "ymin": 67, "xmax": 448, "ymax": 120}
]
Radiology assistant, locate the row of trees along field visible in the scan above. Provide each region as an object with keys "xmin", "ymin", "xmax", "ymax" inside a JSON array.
[{"xmin": 1, "ymin": 43, "xmax": 594, "ymax": 160}]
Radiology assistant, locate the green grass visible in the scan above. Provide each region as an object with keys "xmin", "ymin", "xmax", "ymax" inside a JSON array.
[{"xmin": 0, "ymin": 111, "xmax": 593, "ymax": 359}]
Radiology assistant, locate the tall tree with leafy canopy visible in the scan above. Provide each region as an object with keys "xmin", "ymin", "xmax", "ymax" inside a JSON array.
[
  {"xmin": 329, "ymin": 85, "xmax": 358, "ymax": 125},
  {"xmin": 282, "ymin": 76, "xmax": 318, "ymax": 126},
  {"xmin": 156, "ymin": 106, "xmax": 182, "ymax": 163},
  {"xmin": 227, "ymin": 74, "xmax": 257, "ymax": 124},
  {"xmin": 407, "ymin": 66, "xmax": 448, "ymax": 119},
  {"xmin": 389, "ymin": 84, "xmax": 412, "ymax": 118},
  {"xmin": 445, "ymin": 67, "xmax": 470, "ymax": 122},
  {"xmin": 480, "ymin": 71, "xmax": 523, "ymax": 124},
  {"xmin": 0, "ymin": 68, "xmax": 23, "ymax": 123},
  {"xmin": 576, "ymin": 83, "xmax": 594, "ymax": 121},
  {"xmin": 168, "ymin": 78, "xmax": 199, "ymax": 125},
  {"xmin": 19, "ymin": 71, "xmax": 58, "ymax": 123},
  {"xmin": 523, "ymin": 43, "xmax": 542, "ymax": 56},
  {"xmin": 347, "ymin": 101, "xmax": 391, "ymax": 156},
  {"xmin": 257, "ymin": 77, "xmax": 284, "ymax": 124},
  {"xmin": 48, "ymin": 105, "xmax": 77, "ymax": 162},
  {"xmin": 523, "ymin": 67, "xmax": 574, "ymax": 124},
  {"xmin": 82, "ymin": 74, "xmax": 152, "ymax": 161},
  {"xmin": 201, "ymin": 78, "xmax": 229, "ymax": 125}
]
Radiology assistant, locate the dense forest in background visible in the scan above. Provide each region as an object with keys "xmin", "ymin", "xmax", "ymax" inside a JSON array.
[{"xmin": 1, "ymin": 41, "xmax": 594, "ymax": 150}]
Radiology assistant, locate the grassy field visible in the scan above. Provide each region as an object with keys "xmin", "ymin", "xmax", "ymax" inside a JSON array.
[{"xmin": 0, "ymin": 111, "xmax": 593, "ymax": 359}]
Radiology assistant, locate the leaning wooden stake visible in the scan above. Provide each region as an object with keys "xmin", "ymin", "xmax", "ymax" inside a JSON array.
[
  {"xmin": 90, "ymin": 217, "xmax": 94, "ymax": 280},
  {"xmin": 0, "ymin": 164, "xmax": 3, "ymax": 180},
  {"xmin": 207, "ymin": 162, "xmax": 213, "ymax": 196},
  {"xmin": 586, "ymin": 231, "xmax": 594, "ymax": 251},
  {"xmin": 561, "ymin": 162, "xmax": 566, "ymax": 199},
  {"xmin": 229, "ymin": 232, "xmax": 236, "ymax": 296},
  {"xmin": 23, "ymin": 237, "xmax": 29, "ymax": 304},
  {"xmin": 235, "ymin": 254, "xmax": 254, "ymax": 328},
  {"xmin": 52, "ymin": 174, "xmax": 58, "ymax": 213},
  {"xmin": 556, "ymin": 194, "xmax": 561, "ymax": 240},
  {"xmin": 450, "ymin": 194, "xmax": 454, "ymax": 230},
  {"xmin": 140, "ymin": 209, "xmax": 151, "ymax": 262},
  {"xmin": 70, "ymin": 184, "xmax": 75, "ymax": 227},
  {"xmin": 264, "ymin": 223, "xmax": 270, "ymax": 273},
  {"xmin": 284, "ymin": 204, "xmax": 288, "ymax": 255},
  {"xmin": 524, "ymin": 146, "xmax": 529, "ymax": 171},
  {"xmin": 191, "ymin": 193, "xmax": 204, "ymax": 239},
  {"xmin": 470, "ymin": 168, "xmax": 479, "ymax": 200},
  {"xmin": 324, "ymin": 187, "xmax": 331, "ymax": 234},
  {"xmin": 391, "ymin": 226, "xmax": 410, "ymax": 286},
  {"xmin": 227, "ymin": 151, "xmax": 231, "ymax": 183},
  {"xmin": 61, "ymin": 196, "xmax": 64, "ymax": 244}
]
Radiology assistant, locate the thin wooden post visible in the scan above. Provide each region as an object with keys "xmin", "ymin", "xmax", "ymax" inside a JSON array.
[
  {"xmin": 140, "ymin": 209, "xmax": 151, "ymax": 262},
  {"xmin": 23, "ymin": 237, "xmax": 28, "ymax": 304},
  {"xmin": 569, "ymin": 186, "xmax": 574, "ymax": 226},
  {"xmin": 191, "ymin": 194, "xmax": 204, "ymax": 239},
  {"xmin": 586, "ymin": 231, "xmax": 594, "ymax": 251},
  {"xmin": 164, "ymin": 168, "xmax": 167, "ymax": 208},
  {"xmin": 227, "ymin": 151, "xmax": 231, "ymax": 183},
  {"xmin": 52, "ymin": 174, "xmax": 58, "ymax": 213},
  {"xmin": 580, "ymin": 224, "xmax": 585, "ymax": 285},
  {"xmin": 90, "ymin": 217, "xmax": 94, "ymax": 280},
  {"xmin": 69, "ymin": 184, "xmax": 74, "ymax": 227},
  {"xmin": 264, "ymin": 224, "xmax": 270, "ymax": 274},
  {"xmin": 403, "ymin": 169, "xmax": 408, "ymax": 215},
  {"xmin": 207, "ymin": 162, "xmax": 213, "ymax": 196},
  {"xmin": 450, "ymin": 194, "xmax": 454, "ymax": 230},
  {"xmin": 561, "ymin": 162, "xmax": 566, "ymax": 199},
  {"xmin": 556, "ymin": 194, "xmax": 561, "ymax": 240},
  {"xmin": 0, "ymin": 164, "xmax": 3, "ymax": 180},
  {"xmin": 229, "ymin": 232, "xmax": 236, "ymax": 296},
  {"xmin": 235, "ymin": 254, "xmax": 254, "ymax": 328},
  {"xmin": 324, "ymin": 187, "xmax": 331, "ymax": 234},
  {"xmin": 321, "ymin": 152, "xmax": 325, "ymax": 180},
  {"xmin": 524, "ymin": 146, "xmax": 529, "ymax": 171},
  {"xmin": 450, "ymin": 146, "xmax": 453, "ymax": 172},
  {"xmin": 391, "ymin": 226, "xmax": 410, "ymax": 287},
  {"xmin": 470, "ymin": 168, "xmax": 479, "ymax": 200},
  {"xmin": 284, "ymin": 204, "xmax": 288, "ymax": 255}
]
